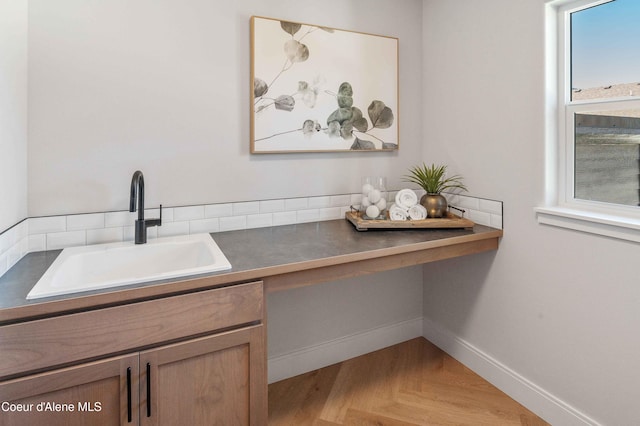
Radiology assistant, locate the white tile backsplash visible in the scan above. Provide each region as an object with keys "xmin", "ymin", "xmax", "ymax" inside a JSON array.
[
  {"xmin": 173, "ymin": 205, "xmax": 204, "ymax": 222},
  {"xmin": 205, "ymin": 203, "xmax": 233, "ymax": 218},
  {"xmin": 468, "ymin": 210, "xmax": 492, "ymax": 227},
  {"xmin": 189, "ymin": 218, "xmax": 220, "ymax": 234},
  {"xmin": 308, "ymin": 196, "xmax": 332, "ymax": 209},
  {"xmin": 448, "ymin": 194, "xmax": 480, "ymax": 211},
  {"xmin": 0, "ymin": 192, "xmax": 503, "ymax": 279},
  {"xmin": 29, "ymin": 216, "xmax": 66, "ymax": 234},
  {"xmin": 259, "ymin": 199, "xmax": 285, "ymax": 213},
  {"xmin": 219, "ymin": 216, "xmax": 247, "ymax": 232},
  {"xmin": 157, "ymin": 221, "xmax": 190, "ymax": 238},
  {"xmin": 233, "ymin": 201, "xmax": 260, "ymax": 215},
  {"xmin": 285, "ymin": 198, "xmax": 308, "ymax": 211},
  {"xmin": 87, "ymin": 227, "xmax": 123, "ymax": 245},
  {"xmin": 319, "ymin": 207, "xmax": 341, "ymax": 220},
  {"xmin": 28, "ymin": 234, "xmax": 47, "ymax": 252},
  {"xmin": 491, "ymin": 214, "xmax": 503, "ymax": 229},
  {"xmin": 67, "ymin": 213, "xmax": 105, "ymax": 231},
  {"xmin": 105, "ymin": 211, "xmax": 137, "ymax": 227},
  {"xmin": 331, "ymin": 195, "xmax": 351, "ymax": 207},
  {"xmin": 479, "ymin": 199, "xmax": 502, "ymax": 215},
  {"xmin": 47, "ymin": 231, "xmax": 86, "ymax": 250},
  {"xmin": 247, "ymin": 213, "xmax": 273, "ymax": 229},
  {"xmin": 273, "ymin": 211, "xmax": 297, "ymax": 226},
  {"xmin": 297, "ymin": 209, "xmax": 320, "ymax": 223}
]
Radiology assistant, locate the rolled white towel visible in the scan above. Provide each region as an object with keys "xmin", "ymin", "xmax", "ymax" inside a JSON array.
[
  {"xmin": 395, "ymin": 189, "xmax": 418, "ymax": 210},
  {"xmin": 408, "ymin": 204, "xmax": 427, "ymax": 220},
  {"xmin": 389, "ymin": 203, "xmax": 408, "ymax": 221}
]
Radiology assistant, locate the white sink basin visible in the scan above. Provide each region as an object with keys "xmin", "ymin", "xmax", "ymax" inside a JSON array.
[{"xmin": 27, "ymin": 234, "xmax": 232, "ymax": 300}]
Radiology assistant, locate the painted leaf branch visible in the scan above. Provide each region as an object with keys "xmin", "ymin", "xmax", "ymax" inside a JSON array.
[
  {"xmin": 325, "ymin": 82, "xmax": 396, "ymax": 149},
  {"xmin": 254, "ymin": 20, "xmax": 316, "ymax": 113},
  {"xmin": 256, "ymin": 81, "xmax": 397, "ymax": 150}
]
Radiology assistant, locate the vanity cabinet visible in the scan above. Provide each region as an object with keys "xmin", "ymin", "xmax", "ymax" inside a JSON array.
[
  {"xmin": 0, "ymin": 281, "xmax": 266, "ymax": 425},
  {"xmin": 0, "ymin": 353, "xmax": 137, "ymax": 425}
]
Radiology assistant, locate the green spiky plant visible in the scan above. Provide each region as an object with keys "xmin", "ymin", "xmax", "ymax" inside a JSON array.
[{"xmin": 403, "ymin": 163, "xmax": 467, "ymax": 194}]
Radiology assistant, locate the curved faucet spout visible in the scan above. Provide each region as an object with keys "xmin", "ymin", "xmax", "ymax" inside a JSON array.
[
  {"xmin": 129, "ymin": 170, "xmax": 161, "ymax": 244},
  {"xmin": 129, "ymin": 170, "xmax": 145, "ymax": 220}
]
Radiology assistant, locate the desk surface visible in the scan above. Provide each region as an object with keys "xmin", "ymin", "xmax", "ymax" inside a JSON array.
[{"xmin": 0, "ymin": 219, "xmax": 502, "ymax": 324}]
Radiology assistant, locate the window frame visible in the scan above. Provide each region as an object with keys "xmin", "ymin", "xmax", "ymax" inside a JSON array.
[{"xmin": 538, "ymin": 0, "xmax": 640, "ymax": 242}]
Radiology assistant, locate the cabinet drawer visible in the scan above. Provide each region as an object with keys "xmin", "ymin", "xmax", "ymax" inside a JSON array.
[{"xmin": 0, "ymin": 281, "xmax": 263, "ymax": 380}]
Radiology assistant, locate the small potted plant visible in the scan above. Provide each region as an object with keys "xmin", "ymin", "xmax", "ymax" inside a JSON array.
[{"xmin": 403, "ymin": 163, "xmax": 467, "ymax": 218}]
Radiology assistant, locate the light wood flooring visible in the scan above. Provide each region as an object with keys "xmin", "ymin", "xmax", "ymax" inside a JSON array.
[{"xmin": 268, "ymin": 338, "xmax": 549, "ymax": 425}]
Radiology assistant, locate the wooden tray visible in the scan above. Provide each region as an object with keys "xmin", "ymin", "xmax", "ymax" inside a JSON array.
[{"xmin": 345, "ymin": 210, "xmax": 474, "ymax": 231}]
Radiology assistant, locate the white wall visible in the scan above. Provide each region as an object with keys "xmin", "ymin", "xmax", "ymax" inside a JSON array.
[
  {"xmin": 267, "ymin": 266, "xmax": 424, "ymax": 382},
  {"xmin": 0, "ymin": 0, "xmax": 28, "ymax": 232},
  {"xmin": 422, "ymin": 1, "xmax": 640, "ymax": 425},
  {"xmin": 27, "ymin": 0, "xmax": 424, "ymax": 216}
]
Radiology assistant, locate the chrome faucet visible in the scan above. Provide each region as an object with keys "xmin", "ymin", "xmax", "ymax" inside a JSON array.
[{"xmin": 129, "ymin": 170, "xmax": 162, "ymax": 244}]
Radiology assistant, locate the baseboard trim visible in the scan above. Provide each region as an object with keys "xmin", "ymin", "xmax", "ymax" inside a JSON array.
[
  {"xmin": 422, "ymin": 317, "xmax": 601, "ymax": 426},
  {"xmin": 267, "ymin": 317, "xmax": 423, "ymax": 384}
]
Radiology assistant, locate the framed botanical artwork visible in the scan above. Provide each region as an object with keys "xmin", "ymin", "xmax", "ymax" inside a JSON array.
[{"xmin": 250, "ymin": 16, "xmax": 399, "ymax": 153}]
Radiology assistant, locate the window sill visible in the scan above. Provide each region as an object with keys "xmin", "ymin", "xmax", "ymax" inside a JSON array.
[{"xmin": 535, "ymin": 206, "xmax": 640, "ymax": 243}]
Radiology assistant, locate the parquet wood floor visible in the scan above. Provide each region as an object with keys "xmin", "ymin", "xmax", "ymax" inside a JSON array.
[{"xmin": 268, "ymin": 338, "xmax": 549, "ymax": 425}]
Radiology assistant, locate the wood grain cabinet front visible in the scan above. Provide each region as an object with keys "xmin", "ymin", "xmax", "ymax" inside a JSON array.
[{"xmin": 0, "ymin": 282, "xmax": 266, "ymax": 425}]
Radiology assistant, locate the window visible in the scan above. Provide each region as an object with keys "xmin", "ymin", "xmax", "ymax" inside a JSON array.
[{"xmin": 539, "ymin": 0, "xmax": 640, "ymax": 241}]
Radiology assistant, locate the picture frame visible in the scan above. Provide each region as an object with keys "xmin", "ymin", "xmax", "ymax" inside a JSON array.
[{"xmin": 250, "ymin": 16, "xmax": 399, "ymax": 154}]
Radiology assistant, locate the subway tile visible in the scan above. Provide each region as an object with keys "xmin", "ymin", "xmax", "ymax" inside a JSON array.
[
  {"xmin": 233, "ymin": 201, "xmax": 260, "ymax": 215},
  {"xmin": 479, "ymin": 199, "xmax": 502, "ymax": 215},
  {"xmin": 67, "ymin": 213, "xmax": 105, "ymax": 231},
  {"xmin": 87, "ymin": 227, "xmax": 123, "ymax": 245},
  {"xmin": 319, "ymin": 207, "xmax": 341, "ymax": 220},
  {"xmin": 247, "ymin": 213, "xmax": 273, "ymax": 229},
  {"xmin": 173, "ymin": 205, "xmax": 205, "ymax": 221},
  {"xmin": 145, "ymin": 207, "xmax": 171, "ymax": 222},
  {"xmin": 189, "ymin": 218, "xmax": 220, "ymax": 234},
  {"xmin": 273, "ymin": 211, "xmax": 297, "ymax": 226},
  {"xmin": 468, "ymin": 210, "xmax": 492, "ymax": 227},
  {"xmin": 18, "ymin": 237, "xmax": 28, "ymax": 257},
  {"xmin": 453, "ymin": 195, "xmax": 480, "ymax": 211},
  {"xmin": 491, "ymin": 214, "xmax": 503, "ymax": 229},
  {"xmin": 0, "ymin": 253, "xmax": 7, "ymax": 278},
  {"xmin": 14, "ymin": 221, "xmax": 28, "ymax": 242},
  {"xmin": 205, "ymin": 203, "xmax": 233, "ymax": 218},
  {"xmin": 259, "ymin": 199, "xmax": 285, "ymax": 213},
  {"xmin": 331, "ymin": 195, "xmax": 351, "ymax": 207},
  {"xmin": 0, "ymin": 232, "xmax": 8, "ymax": 255},
  {"xmin": 157, "ymin": 221, "xmax": 189, "ymax": 238},
  {"xmin": 308, "ymin": 196, "xmax": 331, "ymax": 209},
  {"xmin": 47, "ymin": 231, "xmax": 86, "ymax": 250},
  {"xmin": 105, "ymin": 211, "xmax": 137, "ymax": 228},
  {"xmin": 297, "ymin": 209, "xmax": 320, "ymax": 223},
  {"xmin": 350, "ymin": 193, "xmax": 363, "ymax": 206},
  {"xmin": 28, "ymin": 234, "xmax": 47, "ymax": 252},
  {"xmin": 123, "ymin": 226, "xmax": 134, "ymax": 241},
  {"xmin": 219, "ymin": 216, "xmax": 247, "ymax": 232},
  {"xmin": 29, "ymin": 216, "xmax": 66, "ymax": 234},
  {"xmin": 7, "ymin": 245, "xmax": 22, "ymax": 270},
  {"xmin": 285, "ymin": 198, "xmax": 308, "ymax": 211}
]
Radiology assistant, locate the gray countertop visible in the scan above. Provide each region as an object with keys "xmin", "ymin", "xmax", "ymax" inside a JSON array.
[{"xmin": 0, "ymin": 219, "xmax": 502, "ymax": 324}]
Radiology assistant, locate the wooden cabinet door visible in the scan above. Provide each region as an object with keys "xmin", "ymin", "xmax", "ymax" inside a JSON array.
[
  {"xmin": 139, "ymin": 324, "xmax": 266, "ymax": 426},
  {"xmin": 0, "ymin": 353, "xmax": 139, "ymax": 426}
]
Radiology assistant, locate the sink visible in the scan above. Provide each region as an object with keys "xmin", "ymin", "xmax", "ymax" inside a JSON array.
[{"xmin": 27, "ymin": 233, "xmax": 232, "ymax": 300}]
